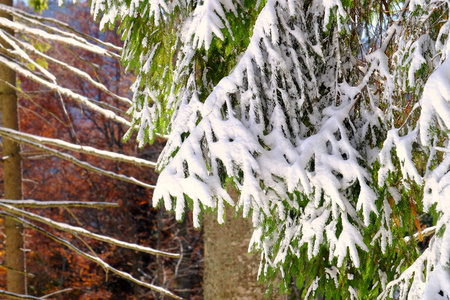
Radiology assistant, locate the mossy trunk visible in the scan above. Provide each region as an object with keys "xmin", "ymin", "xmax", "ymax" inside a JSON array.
[{"xmin": 0, "ymin": 0, "xmax": 27, "ymax": 294}]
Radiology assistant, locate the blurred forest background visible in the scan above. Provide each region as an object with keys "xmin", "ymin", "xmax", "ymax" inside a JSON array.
[{"xmin": 0, "ymin": 1, "xmax": 203, "ymax": 298}]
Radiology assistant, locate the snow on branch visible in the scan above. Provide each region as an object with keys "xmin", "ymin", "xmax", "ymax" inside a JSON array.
[
  {"xmin": 0, "ymin": 55, "xmax": 130, "ymax": 126},
  {"xmin": 187, "ymin": 0, "xmax": 238, "ymax": 50},
  {"xmin": 142, "ymin": 8, "xmax": 392, "ymax": 293},
  {"xmin": 2, "ymin": 31, "xmax": 131, "ymax": 105},
  {"xmin": 0, "ymin": 133, "xmax": 156, "ymax": 189},
  {"xmin": 0, "ymin": 6, "xmax": 119, "ymax": 58},
  {"xmin": 96, "ymin": 0, "xmax": 450, "ymax": 297},
  {"xmin": 0, "ymin": 127, "xmax": 157, "ymax": 168},
  {"xmin": 0, "ymin": 4, "xmax": 132, "ymax": 124},
  {"xmin": 0, "ymin": 290, "xmax": 42, "ymax": 300},
  {"xmin": 0, "ymin": 212, "xmax": 183, "ymax": 300},
  {"xmin": 0, "ymin": 203, "xmax": 179, "ymax": 258},
  {"xmin": 419, "ymin": 57, "xmax": 450, "ymax": 145},
  {"xmin": 0, "ymin": 4, "xmax": 184, "ymax": 299},
  {"xmin": 0, "ymin": 3, "xmax": 121, "ymax": 52}
]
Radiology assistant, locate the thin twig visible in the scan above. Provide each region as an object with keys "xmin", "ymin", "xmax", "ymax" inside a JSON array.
[
  {"xmin": 0, "ymin": 79, "xmax": 68, "ymax": 126},
  {"xmin": 0, "ymin": 199, "xmax": 119, "ymax": 208},
  {"xmin": 41, "ymin": 288, "xmax": 73, "ymax": 299},
  {"xmin": 65, "ymin": 207, "xmax": 109, "ymax": 275},
  {"xmin": 0, "ymin": 264, "xmax": 35, "ymax": 277}
]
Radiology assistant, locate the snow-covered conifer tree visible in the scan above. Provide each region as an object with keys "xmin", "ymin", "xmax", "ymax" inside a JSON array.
[{"xmin": 94, "ymin": 0, "xmax": 450, "ymax": 298}]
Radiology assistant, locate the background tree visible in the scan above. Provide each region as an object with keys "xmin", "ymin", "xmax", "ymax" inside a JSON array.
[
  {"xmin": 1, "ymin": 0, "xmax": 27, "ymax": 294},
  {"xmin": 94, "ymin": 0, "xmax": 450, "ymax": 298},
  {"xmin": 0, "ymin": 2, "xmax": 204, "ymax": 299}
]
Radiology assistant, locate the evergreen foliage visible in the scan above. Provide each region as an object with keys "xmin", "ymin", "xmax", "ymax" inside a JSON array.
[{"xmin": 94, "ymin": 0, "xmax": 450, "ymax": 298}]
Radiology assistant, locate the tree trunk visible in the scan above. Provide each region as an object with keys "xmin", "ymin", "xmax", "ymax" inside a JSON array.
[
  {"xmin": 203, "ymin": 187, "xmax": 286, "ymax": 300},
  {"xmin": 0, "ymin": 0, "xmax": 27, "ymax": 294}
]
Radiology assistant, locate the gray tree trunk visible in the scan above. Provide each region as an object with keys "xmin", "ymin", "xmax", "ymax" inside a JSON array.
[
  {"xmin": 0, "ymin": 0, "xmax": 27, "ymax": 294},
  {"xmin": 203, "ymin": 187, "xmax": 286, "ymax": 299}
]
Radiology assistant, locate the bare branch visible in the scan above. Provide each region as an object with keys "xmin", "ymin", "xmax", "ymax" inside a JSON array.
[
  {"xmin": 0, "ymin": 200, "xmax": 119, "ymax": 208},
  {"xmin": 0, "ymin": 131, "xmax": 156, "ymax": 189},
  {"xmin": 0, "ymin": 54, "xmax": 130, "ymax": 126},
  {"xmin": 0, "ymin": 79, "xmax": 68, "ymax": 126},
  {"xmin": 0, "ymin": 127, "xmax": 157, "ymax": 168},
  {"xmin": 0, "ymin": 13, "xmax": 119, "ymax": 58},
  {"xmin": 2, "ymin": 30, "xmax": 130, "ymax": 105},
  {"xmin": 0, "ymin": 4, "xmax": 121, "ymax": 52},
  {"xmin": 0, "ymin": 264, "xmax": 35, "ymax": 277},
  {"xmin": 0, "ymin": 212, "xmax": 184, "ymax": 300},
  {"xmin": 41, "ymin": 288, "xmax": 73, "ymax": 299},
  {"xmin": 0, "ymin": 203, "xmax": 179, "ymax": 258},
  {"xmin": 0, "ymin": 290, "xmax": 42, "ymax": 300}
]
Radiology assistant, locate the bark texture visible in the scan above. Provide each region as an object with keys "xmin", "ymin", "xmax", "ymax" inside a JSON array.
[
  {"xmin": 0, "ymin": 0, "xmax": 27, "ymax": 293},
  {"xmin": 203, "ymin": 187, "xmax": 286, "ymax": 300}
]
